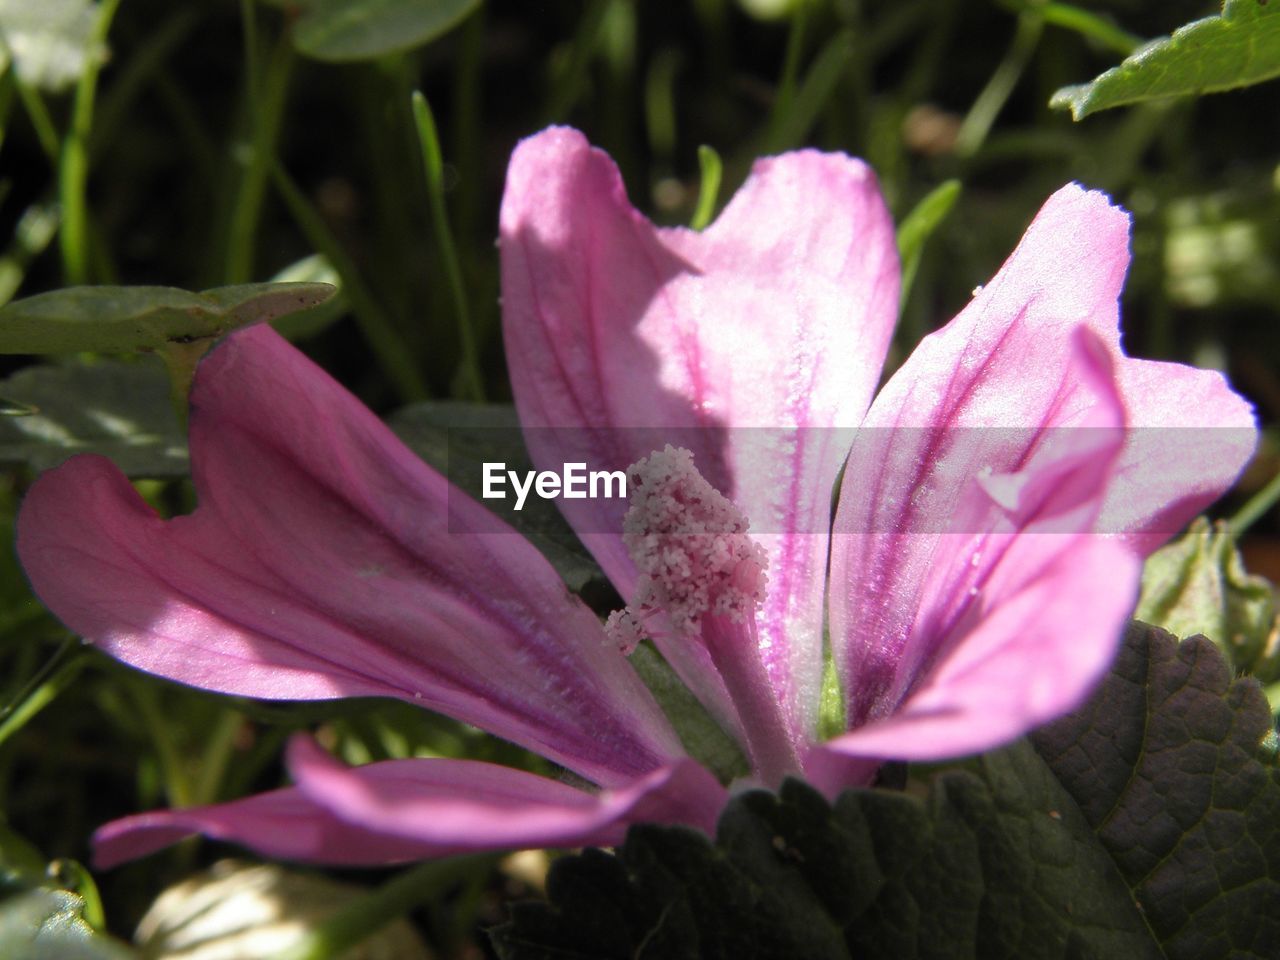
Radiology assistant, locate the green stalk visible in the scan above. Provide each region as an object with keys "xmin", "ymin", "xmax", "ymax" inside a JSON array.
[
  {"xmin": 127, "ymin": 679, "xmax": 194, "ymax": 809},
  {"xmin": 277, "ymin": 855, "xmax": 499, "ymax": 960},
  {"xmin": 955, "ymin": 11, "xmax": 1044, "ymax": 159},
  {"xmin": 644, "ymin": 49, "xmax": 682, "ymax": 164},
  {"xmin": 411, "ymin": 90, "xmax": 484, "ymax": 401},
  {"xmin": 0, "ymin": 68, "xmax": 14, "ymax": 153},
  {"xmin": 0, "ymin": 200, "xmax": 59, "ymax": 306},
  {"xmin": 239, "ymin": 0, "xmax": 261, "ymax": 102},
  {"xmin": 896, "ymin": 179, "xmax": 962, "ymax": 311},
  {"xmin": 1228, "ymin": 466, "xmax": 1280, "ymax": 541},
  {"xmin": 767, "ymin": 0, "xmax": 810, "ymax": 143},
  {"xmin": 1040, "ymin": 2, "xmax": 1141, "ymax": 56},
  {"xmin": 59, "ymin": 0, "xmax": 123, "ymax": 285},
  {"xmin": 763, "ymin": 30, "xmax": 854, "ymax": 152},
  {"xmin": 271, "ymin": 162, "xmax": 429, "ymax": 401},
  {"xmin": 225, "ymin": 23, "xmax": 295, "ymax": 283},
  {"xmin": 92, "ymin": 7, "xmax": 201, "ymax": 159},
  {"xmin": 0, "ymin": 650, "xmax": 85, "ymax": 750},
  {"xmin": 452, "ymin": 8, "xmax": 484, "ymax": 254},
  {"xmin": 192, "ymin": 708, "xmax": 245, "ymax": 806},
  {"xmin": 7, "ymin": 67, "xmax": 59, "ymax": 162},
  {"xmin": 690, "ymin": 145, "xmax": 723, "ymax": 231},
  {"xmin": 546, "ymin": 1, "xmax": 607, "ymax": 122}
]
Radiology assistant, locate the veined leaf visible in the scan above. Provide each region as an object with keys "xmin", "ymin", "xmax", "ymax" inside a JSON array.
[
  {"xmin": 492, "ymin": 624, "xmax": 1280, "ymax": 959},
  {"xmin": 1052, "ymin": 0, "xmax": 1280, "ymax": 119}
]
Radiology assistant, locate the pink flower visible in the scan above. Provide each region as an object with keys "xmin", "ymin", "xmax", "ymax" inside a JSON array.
[{"xmin": 16, "ymin": 128, "xmax": 1255, "ymax": 868}]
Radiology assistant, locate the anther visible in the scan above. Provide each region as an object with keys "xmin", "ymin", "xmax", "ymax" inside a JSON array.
[{"xmin": 606, "ymin": 446, "xmax": 767, "ymax": 654}]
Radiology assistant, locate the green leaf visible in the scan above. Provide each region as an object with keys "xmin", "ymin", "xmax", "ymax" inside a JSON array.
[
  {"xmin": 387, "ymin": 402, "xmax": 605, "ymax": 593},
  {"xmin": 0, "ymin": 282, "xmax": 336, "ymax": 355},
  {"xmin": 1031, "ymin": 622, "xmax": 1280, "ymax": 959},
  {"xmin": 1051, "ymin": 0, "xmax": 1280, "ymax": 119},
  {"xmin": 1137, "ymin": 517, "xmax": 1280, "ymax": 681},
  {"xmin": 0, "ymin": 888, "xmax": 137, "ymax": 960},
  {"xmin": 493, "ymin": 623, "xmax": 1280, "ymax": 959},
  {"xmin": 0, "ymin": 359, "xmax": 187, "ymax": 477},
  {"xmin": 292, "ymin": 0, "xmax": 480, "ymax": 63},
  {"xmin": 266, "ymin": 255, "xmax": 348, "ymax": 341}
]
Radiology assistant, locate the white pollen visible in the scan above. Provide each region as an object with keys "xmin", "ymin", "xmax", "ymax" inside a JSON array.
[{"xmin": 604, "ymin": 609, "xmax": 647, "ymax": 656}]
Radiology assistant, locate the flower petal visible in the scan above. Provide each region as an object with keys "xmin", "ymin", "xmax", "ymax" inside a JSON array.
[
  {"xmin": 500, "ymin": 126, "xmax": 899, "ymax": 747},
  {"xmin": 941, "ymin": 183, "xmax": 1255, "ymax": 547},
  {"xmin": 828, "ymin": 185, "xmax": 1254, "ymax": 743},
  {"xmin": 17, "ymin": 326, "xmax": 684, "ymax": 786},
  {"xmin": 831, "ymin": 308, "xmax": 1131, "ymax": 731},
  {"xmin": 94, "ymin": 736, "xmax": 726, "ymax": 869},
  {"xmin": 820, "ymin": 535, "xmax": 1141, "ymax": 761}
]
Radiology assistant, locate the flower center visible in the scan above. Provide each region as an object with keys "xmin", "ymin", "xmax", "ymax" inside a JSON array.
[{"xmin": 606, "ymin": 445, "xmax": 768, "ymax": 654}]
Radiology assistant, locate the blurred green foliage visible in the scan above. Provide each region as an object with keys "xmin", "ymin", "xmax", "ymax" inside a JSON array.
[{"xmin": 0, "ymin": 0, "xmax": 1277, "ymax": 955}]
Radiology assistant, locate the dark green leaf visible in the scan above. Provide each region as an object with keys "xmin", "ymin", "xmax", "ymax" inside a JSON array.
[
  {"xmin": 1052, "ymin": 0, "xmax": 1280, "ymax": 119},
  {"xmin": 492, "ymin": 758, "xmax": 1156, "ymax": 958},
  {"xmin": 388, "ymin": 402, "xmax": 604, "ymax": 593},
  {"xmin": 1031, "ymin": 622, "xmax": 1280, "ymax": 959},
  {"xmin": 0, "ymin": 282, "xmax": 336, "ymax": 354},
  {"xmin": 493, "ymin": 623, "xmax": 1280, "ymax": 959},
  {"xmin": 492, "ymin": 763, "xmax": 1158, "ymax": 959},
  {"xmin": 292, "ymin": 0, "xmax": 480, "ymax": 63},
  {"xmin": 0, "ymin": 359, "xmax": 186, "ymax": 477}
]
